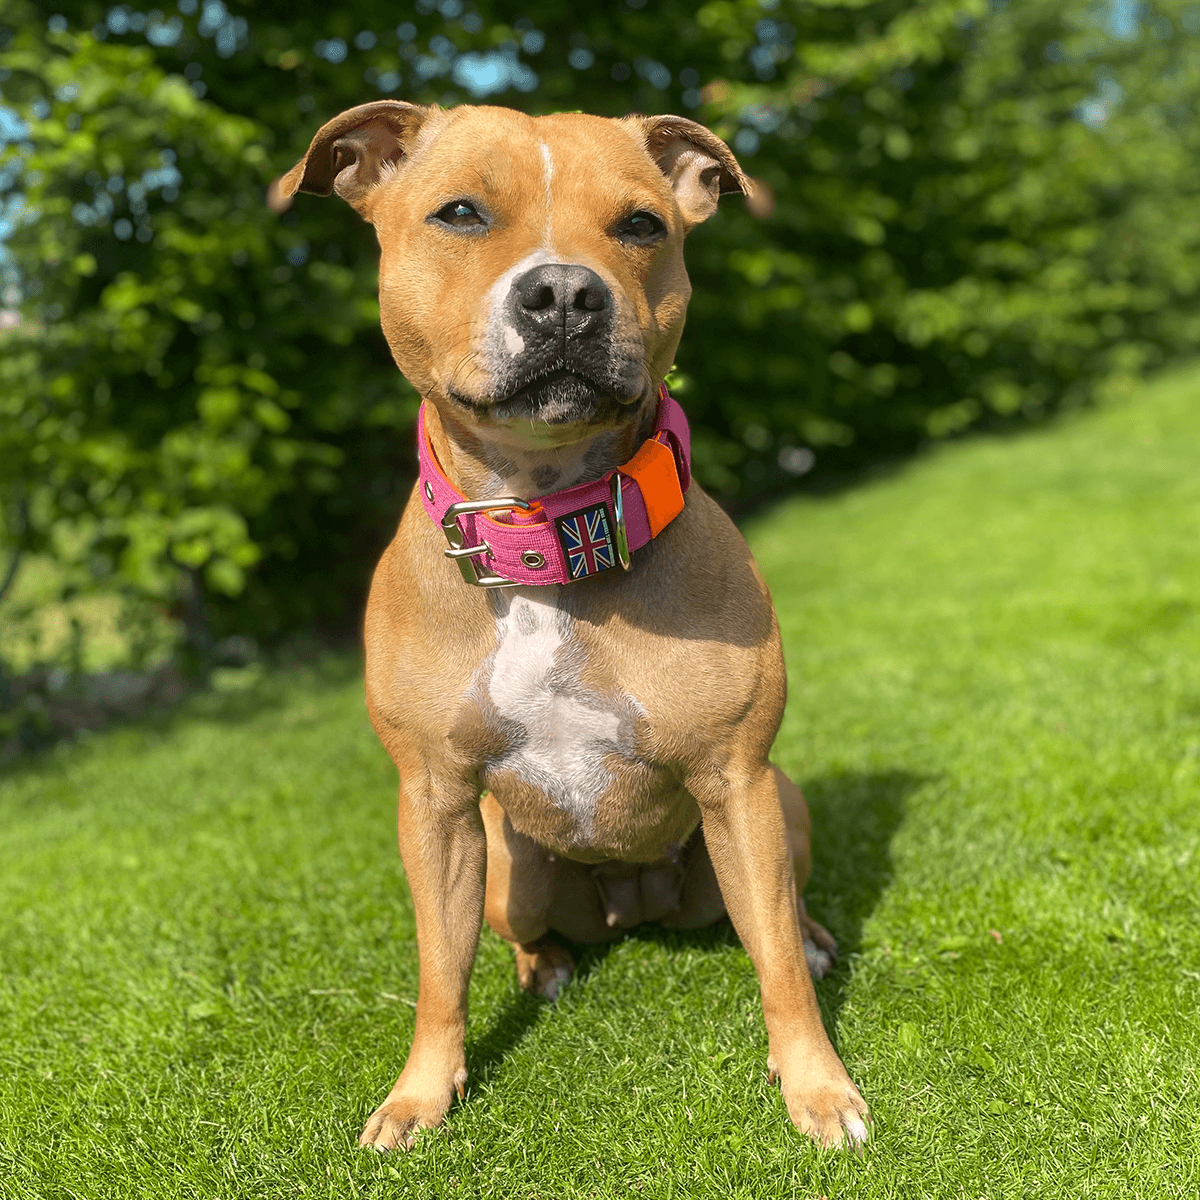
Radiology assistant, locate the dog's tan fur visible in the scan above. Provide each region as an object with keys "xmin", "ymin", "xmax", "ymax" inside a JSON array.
[{"xmin": 273, "ymin": 101, "xmax": 869, "ymax": 1151}]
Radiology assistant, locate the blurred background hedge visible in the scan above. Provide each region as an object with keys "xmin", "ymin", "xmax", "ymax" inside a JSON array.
[{"xmin": 3, "ymin": 0, "xmax": 1200, "ymax": 668}]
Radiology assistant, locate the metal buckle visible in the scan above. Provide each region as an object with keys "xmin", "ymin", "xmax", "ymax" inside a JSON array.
[
  {"xmin": 441, "ymin": 496, "xmax": 532, "ymax": 588},
  {"xmin": 610, "ymin": 472, "xmax": 632, "ymax": 571}
]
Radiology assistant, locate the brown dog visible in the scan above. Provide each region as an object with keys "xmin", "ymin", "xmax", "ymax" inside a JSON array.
[{"xmin": 271, "ymin": 101, "xmax": 869, "ymax": 1151}]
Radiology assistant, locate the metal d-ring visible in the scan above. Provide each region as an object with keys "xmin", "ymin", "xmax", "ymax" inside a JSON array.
[{"xmin": 610, "ymin": 472, "xmax": 632, "ymax": 571}]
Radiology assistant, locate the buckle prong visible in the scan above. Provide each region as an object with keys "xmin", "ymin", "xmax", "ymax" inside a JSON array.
[
  {"xmin": 441, "ymin": 496, "xmax": 531, "ymax": 588},
  {"xmin": 444, "ymin": 540, "xmax": 493, "ymax": 560}
]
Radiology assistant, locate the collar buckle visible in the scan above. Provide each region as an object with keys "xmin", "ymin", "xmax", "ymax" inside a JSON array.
[{"xmin": 440, "ymin": 496, "xmax": 532, "ymax": 588}]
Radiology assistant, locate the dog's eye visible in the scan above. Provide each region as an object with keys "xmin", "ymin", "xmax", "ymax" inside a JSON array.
[
  {"xmin": 430, "ymin": 200, "xmax": 485, "ymax": 228},
  {"xmin": 613, "ymin": 211, "xmax": 667, "ymax": 244}
]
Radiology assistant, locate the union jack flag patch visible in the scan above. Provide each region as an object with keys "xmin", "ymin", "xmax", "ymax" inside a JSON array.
[{"xmin": 555, "ymin": 504, "xmax": 616, "ymax": 579}]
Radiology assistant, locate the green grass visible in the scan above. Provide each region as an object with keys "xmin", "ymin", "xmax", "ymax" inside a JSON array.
[{"xmin": 3, "ymin": 365, "xmax": 1200, "ymax": 1199}]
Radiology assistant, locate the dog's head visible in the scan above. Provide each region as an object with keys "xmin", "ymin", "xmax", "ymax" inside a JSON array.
[{"xmin": 272, "ymin": 103, "xmax": 747, "ymax": 448}]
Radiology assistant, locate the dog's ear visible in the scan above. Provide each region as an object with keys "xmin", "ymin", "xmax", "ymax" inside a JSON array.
[
  {"xmin": 627, "ymin": 115, "xmax": 751, "ymax": 229},
  {"xmin": 268, "ymin": 101, "xmax": 431, "ymax": 216}
]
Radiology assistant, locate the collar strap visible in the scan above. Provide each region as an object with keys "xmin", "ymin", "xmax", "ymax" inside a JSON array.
[{"xmin": 418, "ymin": 385, "xmax": 691, "ymax": 587}]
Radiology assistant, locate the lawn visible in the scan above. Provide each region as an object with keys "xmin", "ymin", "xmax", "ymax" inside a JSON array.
[{"xmin": 2, "ymin": 366, "xmax": 1199, "ymax": 1200}]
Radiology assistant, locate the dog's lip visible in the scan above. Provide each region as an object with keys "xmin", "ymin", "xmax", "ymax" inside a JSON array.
[
  {"xmin": 450, "ymin": 369, "xmax": 637, "ymax": 421},
  {"xmin": 498, "ymin": 368, "xmax": 601, "ymax": 411}
]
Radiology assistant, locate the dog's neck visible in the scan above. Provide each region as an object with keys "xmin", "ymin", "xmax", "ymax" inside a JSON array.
[{"xmin": 424, "ymin": 395, "xmax": 659, "ymax": 502}]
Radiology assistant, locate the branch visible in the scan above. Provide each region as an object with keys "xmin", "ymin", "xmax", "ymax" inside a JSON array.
[
  {"xmin": 0, "ymin": 545, "xmax": 20, "ymax": 607},
  {"xmin": 0, "ymin": 494, "xmax": 28, "ymax": 607}
]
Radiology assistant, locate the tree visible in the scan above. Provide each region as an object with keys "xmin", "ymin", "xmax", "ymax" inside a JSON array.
[{"xmin": 4, "ymin": 0, "xmax": 1200, "ymax": 654}]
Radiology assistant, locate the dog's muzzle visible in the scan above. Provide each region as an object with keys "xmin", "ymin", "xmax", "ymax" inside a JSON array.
[{"xmin": 476, "ymin": 263, "xmax": 642, "ymax": 423}]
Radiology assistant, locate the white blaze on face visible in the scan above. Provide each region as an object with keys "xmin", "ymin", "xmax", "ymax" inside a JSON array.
[
  {"xmin": 540, "ymin": 142, "xmax": 555, "ymax": 245},
  {"xmin": 474, "ymin": 138, "xmax": 639, "ymax": 411}
]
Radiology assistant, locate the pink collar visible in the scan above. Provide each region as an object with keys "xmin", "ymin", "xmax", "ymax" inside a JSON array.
[{"xmin": 418, "ymin": 386, "xmax": 691, "ymax": 587}]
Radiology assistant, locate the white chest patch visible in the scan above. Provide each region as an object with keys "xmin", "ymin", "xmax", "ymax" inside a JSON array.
[{"xmin": 482, "ymin": 592, "xmax": 642, "ymax": 839}]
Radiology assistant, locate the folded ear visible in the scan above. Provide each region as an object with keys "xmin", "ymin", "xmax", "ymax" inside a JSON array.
[
  {"xmin": 268, "ymin": 100, "xmax": 431, "ymax": 216},
  {"xmin": 626, "ymin": 114, "xmax": 751, "ymax": 229}
]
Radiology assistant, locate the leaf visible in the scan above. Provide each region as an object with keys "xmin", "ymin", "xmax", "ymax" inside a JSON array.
[
  {"xmin": 967, "ymin": 1046, "xmax": 998, "ymax": 1073},
  {"xmin": 936, "ymin": 935, "xmax": 973, "ymax": 954}
]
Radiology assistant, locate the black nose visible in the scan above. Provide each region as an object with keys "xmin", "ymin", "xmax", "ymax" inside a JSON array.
[{"xmin": 511, "ymin": 264, "xmax": 611, "ymax": 337}]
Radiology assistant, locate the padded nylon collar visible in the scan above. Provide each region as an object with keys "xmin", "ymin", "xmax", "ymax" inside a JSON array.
[{"xmin": 417, "ymin": 385, "xmax": 691, "ymax": 587}]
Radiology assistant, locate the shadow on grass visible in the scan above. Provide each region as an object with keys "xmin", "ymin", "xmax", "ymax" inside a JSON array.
[
  {"xmin": 804, "ymin": 768, "xmax": 929, "ymax": 1047},
  {"xmin": 0, "ymin": 650, "xmax": 363, "ymax": 784},
  {"xmin": 463, "ymin": 770, "xmax": 924, "ymax": 1080},
  {"xmin": 805, "ymin": 768, "xmax": 926, "ymax": 956},
  {"xmin": 464, "ymin": 989, "xmax": 551, "ymax": 1091}
]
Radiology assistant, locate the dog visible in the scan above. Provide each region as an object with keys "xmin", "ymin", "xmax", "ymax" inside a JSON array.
[{"xmin": 271, "ymin": 100, "xmax": 869, "ymax": 1151}]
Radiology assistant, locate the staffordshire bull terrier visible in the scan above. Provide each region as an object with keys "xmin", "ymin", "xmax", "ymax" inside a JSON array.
[{"xmin": 271, "ymin": 100, "xmax": 870, "ymax": 1151}]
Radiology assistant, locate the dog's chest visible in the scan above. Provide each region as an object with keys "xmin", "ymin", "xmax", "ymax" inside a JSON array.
[{"xmin": 473, "ymin": 592, "xmax": 652, "ymax": 845}]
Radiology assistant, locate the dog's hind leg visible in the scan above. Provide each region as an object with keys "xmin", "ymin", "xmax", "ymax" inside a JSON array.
[
  {"xmin": 481, "ymin": 792, "xmax": 576, "ymax": 1001},
  {"xmin": 774, "ymin": 766, "xmax": 839, "ymax": 979},
  {"xmin": 664, "ymin": 769, "xmax": 838, "ymax": 978},
  {"xmin": 660, "ymin": 827, "xmax": 727, "ymax": 930}
]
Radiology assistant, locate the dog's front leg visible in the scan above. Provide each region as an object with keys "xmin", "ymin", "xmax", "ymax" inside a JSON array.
[
  {"xmin": 690, "ymin": 762, "xmax": 870, "ymax": 1148},
  {"xmin": 359, "ymin": 762, "xmax": 486, "ymax": 1151}
]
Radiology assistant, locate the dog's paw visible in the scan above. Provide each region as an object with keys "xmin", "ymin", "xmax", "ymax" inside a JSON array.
[
  {"xmin": 358, "ymin": 1103, "xmax": 440, "ymax": 1152},
  {"xmin": 358, "ymin": 1069, "xmax": 465, "ymax": 1151},
  {"xmin": 514, "ymin": 939, "xmax": 575, "ymax": 1002},
  {"xmin": 803, "ymin": 937, "xmax": 835, "ymax": 979},
  {"xmin": 768, "ymin": 1055, "xmax": 870, "ymax": 1150},
  {"xmin": 798, "ymin": 904, "xmax": 839, "ymax": 980}
]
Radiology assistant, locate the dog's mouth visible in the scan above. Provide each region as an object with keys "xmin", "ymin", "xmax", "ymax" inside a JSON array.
[{"xmin": 451, "ymin": 368, "xmax": 639, "ymax": 427}]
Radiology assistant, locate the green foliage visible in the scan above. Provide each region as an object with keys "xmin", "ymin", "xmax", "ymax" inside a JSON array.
[
  {"xmin": 4, "ymin": 0, "xmax": 1200, "ymax": 646},
  {"xmin": 1, "ymin": 5, "xmax": 417, "ymax": 645}
]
